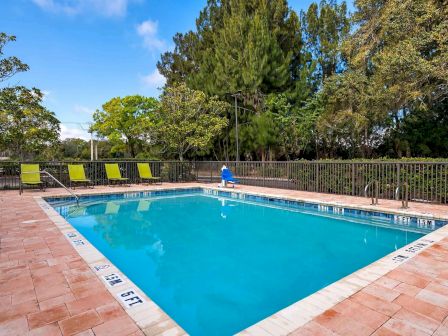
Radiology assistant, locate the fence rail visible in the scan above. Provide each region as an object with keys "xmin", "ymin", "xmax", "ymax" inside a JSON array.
[{"xmin": 1, "ymin": 160, "xmax": 447, "ymax": 204}]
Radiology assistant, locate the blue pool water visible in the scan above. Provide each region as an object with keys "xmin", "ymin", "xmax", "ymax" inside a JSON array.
[{"xmin": 52, "ymin": 191, "xmax": 424, "ymax": 335}]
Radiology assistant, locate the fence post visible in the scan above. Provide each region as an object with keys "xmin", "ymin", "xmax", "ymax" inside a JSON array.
[
  {"xmin": 316, "ymin": 163, "xmax": 319, "ymax": 192},
  {"xmin": 351, "ymin": 163, "xmax": 356, "ymax": 196},
  {"xmin": 209, "ymin": 162, "xmax": 212, "ymax": 183},
  {"xmin": 396, "ymin": 163, "xmax": 401, "ymax": 200},
  {"xmin": 262, "ymin": 161, "xmax": 266, "ymax": 187}
]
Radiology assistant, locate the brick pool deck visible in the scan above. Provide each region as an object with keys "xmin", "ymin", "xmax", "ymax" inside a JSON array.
[{"xmin": 1, "ymin": 183, "xmax": 448, "ymax": 335}]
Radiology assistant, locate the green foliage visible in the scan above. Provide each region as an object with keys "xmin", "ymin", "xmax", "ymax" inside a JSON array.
[
  {"xmin": 156, "ymin": 83, "xmax": 229, "ymax": 160},
  {"xmin": 0, "ymin": 33, "xmax": 29, "ymax": 82},
  {"xmin": 91, "ymin": 95, "xmax": 158, "ymax": 158},
  {"xmin": 314, "ymin": 0, "xmax": 448, "ymax": 158},
  {"xmin": 0, "ymin": 32, "xmax": 60, "ymax": 160},
  {"xmin": 157, "ymin": 0, "xmax": 350, "ymax": 160},
  {"xmin": 301, "ymin": 0, "xmax": 350, "ymax": 82},
  {"xmin": 158, "ymin": 0, "xmax": 306, "ymax": 108},
  {"xmin": 0, "ymin": 86, "xmax": 60, "ymax": 160}
]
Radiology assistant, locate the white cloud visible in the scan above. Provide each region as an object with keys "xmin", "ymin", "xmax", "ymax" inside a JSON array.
[
  {"xmin": 31, "ymin": 0, "xmax": 135, "ymax": 17},
  {"xmin": 60, "ymin": 124, "xmax": 91, "ymax": 140},
  {"xmin": 141, "ymin": 68, "xmax": 166, "ymax": 89},
  {"xmin": 136, "ymin": 20, "xmax": 166, "ymax": 51},
  {"xmin": 73, "ymin": 105, "xmax": 95, "ymax": 116}
]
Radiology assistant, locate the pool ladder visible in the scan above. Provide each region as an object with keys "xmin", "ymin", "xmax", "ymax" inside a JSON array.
[
  {"xmin": 41, "ymin": 170, "xmax": 79, "ymax": 205},
  {"xmin": 395, "ymin": 182, "xmax": 409, "ymax": 209},
  {"xmin": 364, "ymin": 180, "xmax": 379, "ymax": 205}
]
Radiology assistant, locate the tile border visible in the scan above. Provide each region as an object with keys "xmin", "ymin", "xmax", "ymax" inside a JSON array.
[{"xmin": 38, "ymin": 185, "xmax": 448, "ymax": 336}]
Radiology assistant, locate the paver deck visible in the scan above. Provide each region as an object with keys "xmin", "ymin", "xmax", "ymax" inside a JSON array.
[{"xmin": 1, "ymin": 183, "xmax": 448, "ymax": 335}]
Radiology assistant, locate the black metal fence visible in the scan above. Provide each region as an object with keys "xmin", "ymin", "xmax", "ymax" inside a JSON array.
[
  {"xmin": 1, "ymin": 160, "xmax": 447, "ymax": 204},
  {"xmin": 0, "ymin": 161, "xmax": 196, "ymax": 190}
]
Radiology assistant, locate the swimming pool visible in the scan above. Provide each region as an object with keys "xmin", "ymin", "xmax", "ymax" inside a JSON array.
[{"xmin": 48, "ymin": 188, "xmax": 439, "ymax": 335}]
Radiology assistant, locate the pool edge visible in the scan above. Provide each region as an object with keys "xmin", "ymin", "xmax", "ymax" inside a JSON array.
[{"xmin": 38, "ymin": 185, "xmax": 448, "ymax": 336}]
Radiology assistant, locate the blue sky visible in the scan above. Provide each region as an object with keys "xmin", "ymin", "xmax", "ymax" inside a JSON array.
[{"xmin": 1, "ymin": 0, "xmax": 351, "ymax": 139}]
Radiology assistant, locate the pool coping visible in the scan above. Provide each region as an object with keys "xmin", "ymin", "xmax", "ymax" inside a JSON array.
[{"xmin": 37, "ymin": 185, "xmax": 448, "ymax": 336}]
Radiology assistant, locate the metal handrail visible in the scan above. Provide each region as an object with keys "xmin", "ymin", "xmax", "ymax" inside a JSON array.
[
  {"xmin": 395, "ymin": 182, "xmax": 409, "ymax": 209},
  {"xmin": 41, "ymin": 170, "xmax": 79, "ymax": 205},
  {"xmin": 364, "ymin": 180, "xmax": 379, "ymax": 205}
]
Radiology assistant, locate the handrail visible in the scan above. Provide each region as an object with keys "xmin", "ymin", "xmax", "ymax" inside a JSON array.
[
  {"xmin": 395, "ymin": 182, "xmax": 409, "ymax": 209},
  {"xmin": 364, "ymin": 180, "xmax": 379, "ymax": 205},
  {"xmin": 41, "ymin": 170, "xmax": 79, "ymax": 205}
]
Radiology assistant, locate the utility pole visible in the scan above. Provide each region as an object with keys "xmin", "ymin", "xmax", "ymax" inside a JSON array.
[
  {"xmin": 90, "ymin": 132, "xmax": 94, "ymax": 161},
  {"xmin": 234, "ymin": 95, "xmax": 239, "ymax": 161}
]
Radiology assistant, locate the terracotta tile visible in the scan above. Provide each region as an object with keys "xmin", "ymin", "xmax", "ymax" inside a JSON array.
[
  {"xmin": 35, "ymin": 283, "xmax": 72, "ymax": 302},
  {"xmin": 393, "ymin": 294, "xmax": 448, "ymax": 322},
  {"xmin": 433, "ymin": 325, "xmax": 448, "ymax": 336},
  {"xmin": 33, "ymin": 272, "xmax": 67, "ymax": 287},
  {"xmin": 96, "ymin": 302, "xmax": 126, "ymax": 322},
  {"xmin": 0, "ymin": 294, "xmax": 12, "ymax": 308},
  {"xmin": 350, "ymin": 291, "xmax": 401, "ymax": 317},
  {"xmin": 73, "ymin": 330, "xmax": 94, "ymax": 336},
  {"xmin": 387, "ymin": 269, "xmax": 431, "ymax": 289},
  {"xmin": 371, "ymin": 326, "xmax": 403, "ymax": 336},
  {"xmin": 416, "ymin": 289, "xmax": 448, "ymax": 309},
  {"xmin": 0, "ymin": 317, "xmax": 29, "ymax": 336},
  {"xmin": 12, "ymin": 289, "xmax": 37, "ymax": 305},
  {"xmin": 424, "ymin": 283, "xmax": 448, "ymax": 297},
  {"xmin": 393, "ymin": 308, "xmax": 440, "ymax": 334},
  {"xmin": 27, "ymin": 323, "xmax": 62, "ymax": 336},
  {"xmin": 361, "ymin": 283, "xmax": 400, "ymax": 302},
  {"xmin": 314, "ymin": 309, "xmax": 373, "ymax": 336},
  {"xmin": 381, "ymin": 318, "xmax": 432, "ymax": 336},
  {"xmin": 394, "ymin": 283, "xmax": 422, "ymax": 297},
  {"xmin": 58, "ymin": 310, "xmax": 102, "ymax": 335},
  {"xmin": 0, "ymin": 300, "xmax": 40, "ymax": 323},
  {"xmin": 64, "ymin": 271, "xmax": 94, "ymax": 285},
  {"xmin": 92, "ymin": 316, "xmax": 140, "ymax": 336},
  {"xmin": 27, "ymin": 304, "xmax": 70, "ymax": 330},
  {"xmin": 333, "ymin": 299, "xmax": 389, "ymax": 329},
  {"xmin": 374, "ymin": 277, "xmax": 401, "ymax": 289},
  {"xmin": 39, "ymin": 293, "xmax": 76, "ymax": 311},
  {"xmin": 0, "ymin": 275, "xmax": 34, "ymax": 295},
  {"xmin": 289, "ymin": 321, "xmax": 336, "ymax": 336},
  {"xmin": 66, "ymin": 291, "xmax": 115, "ymax": 316}
]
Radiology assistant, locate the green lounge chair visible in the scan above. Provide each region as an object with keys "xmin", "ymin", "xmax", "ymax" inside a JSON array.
[
  {"xmin": 68, "ymin": 164, "xmax": 93, "ymax": 189},
  {"xmin": 105, "ymin": 163, "xmax": 129, "ymax": 186},
  {"xmin": 20, "ymin": 164, "xmax": 45, "ymax": 194},
  {"xmin": 137, "ymin": 163, "xmax": 161, "ymax": 185}
]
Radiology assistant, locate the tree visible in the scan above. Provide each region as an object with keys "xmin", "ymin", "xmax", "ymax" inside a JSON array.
[
  {"xmin": 0, "ymin": 33, "xmax": 29, "ymax": 82},
  {"xmin": 91, "ymin": 95, "xmax": 158, "ymax": 157},
  {"xmin": 156, "ymin": 83, "xmax": 229, "ymax": 160},
  {"xmin": 158, "ymin": 0, "xmax": 305, "ymax": 103},
  {"xmin": 0, "ymin": 33, "xmax": 60, "ymax": 159},
  {"xmin": 301, "ymin": 0, "xmax": 350, "ymax": 83},
  {"xmin": 317, "ymin": 0, "xmax": 448, "ymax": 158},
  {"xmin": 60, "ymin": 138, "xmax": 89, "ymax": 159},
  {"xmin": 157, "ymin": 0, "xmax": 351, "ymax": 161},
  {"xmin": 0, "ymin": 86, "xmax": 60, "ymax": 160},
  {"xmin": 265, "ymin": 93, "xmax": 320, "ymax": 159}
]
